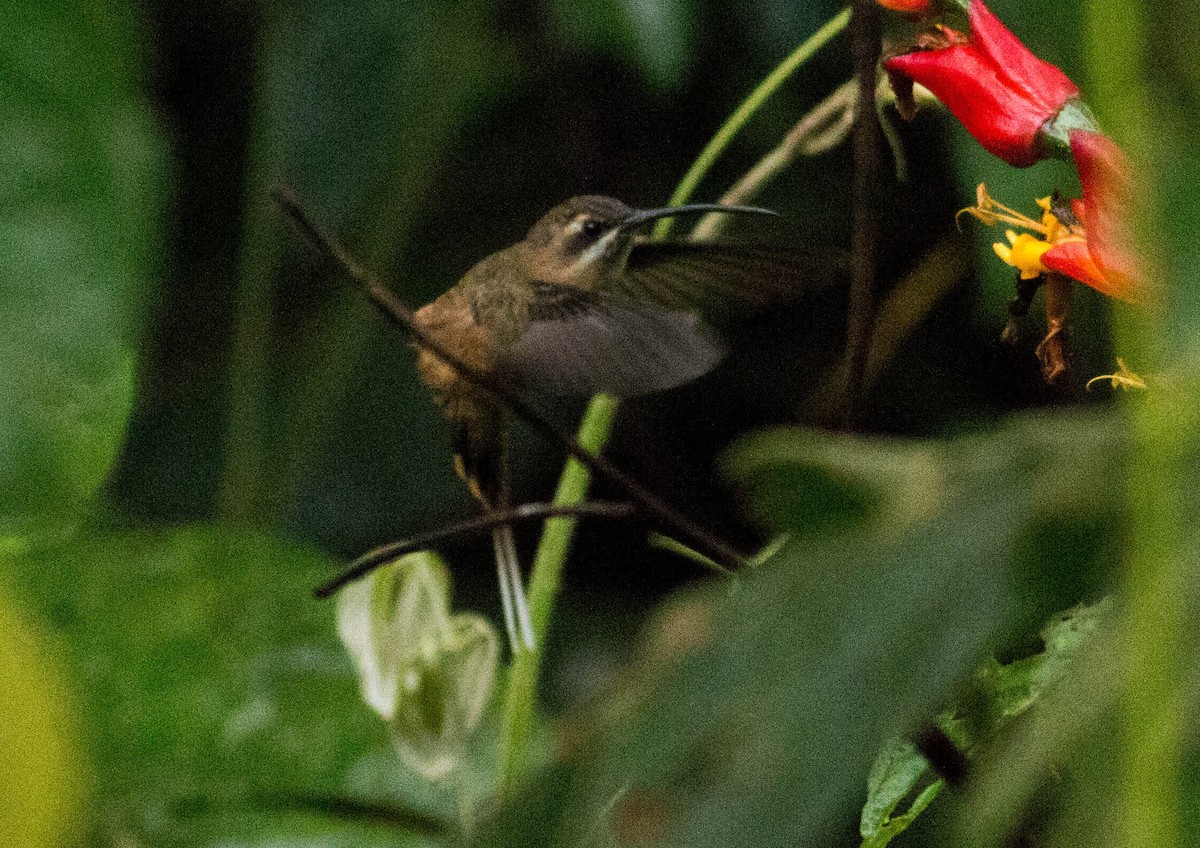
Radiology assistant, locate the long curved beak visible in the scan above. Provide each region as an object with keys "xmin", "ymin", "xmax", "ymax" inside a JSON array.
[{"xmin": 617, "ymin": 203, "xmax": 779, "ymax": 233}]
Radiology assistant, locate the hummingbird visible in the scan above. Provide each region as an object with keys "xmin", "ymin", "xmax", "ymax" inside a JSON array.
[{"xmin": 413, "ymin": 195, "xmax": 819, "ymax": 653}]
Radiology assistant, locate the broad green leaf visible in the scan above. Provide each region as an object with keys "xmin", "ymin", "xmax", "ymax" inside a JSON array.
[
  {"xmin": 729, "ymin": 412, "xmax": 1124, "ymax": 642},
  {"xmin": 0, "ymin": 2, "xmax": 163, "ymax": 536},
  {"xmin": 13, "ymin": 525, "xmax": 475, "ymax": 846},
  {"xmin": 478, "ymin": 413, "xmax": 1128, "ymax": 848},
  {"xmin": 723, "ymin": 429, "xmax": 945, "ymax": 537},
  {"xmin": 478, "ymin": 418, "xmax": 1050, "ymax": 848}
]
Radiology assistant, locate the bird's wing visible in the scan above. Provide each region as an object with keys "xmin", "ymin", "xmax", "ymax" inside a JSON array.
[
  {"xmin": 506, "ymin": 283, "xmax": 727, "ymax": 397},
  {"xmin": 614, "ymin": 242, "xmax": 840, "ymax": 318}
]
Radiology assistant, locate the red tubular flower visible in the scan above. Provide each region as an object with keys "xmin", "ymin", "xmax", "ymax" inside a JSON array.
[
  {"xmin": 884, "ymin": 0, "xmax": 1082, "ymax": 166},
  {"xmin": 1041, "ymin": 130, "xmax": 1141, "ymax": 301},
  {"xmin": 877, "ymin": 0, "xmax": 932, "ymax": 13}
]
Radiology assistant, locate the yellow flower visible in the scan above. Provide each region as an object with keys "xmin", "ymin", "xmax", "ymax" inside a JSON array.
[
  {"xmin": 993, "ymin": 230, "xmax": 1052, "ymax": 279},
  {"xmin": 962, "ymin": 184, "xmax": 1085, "ymax": 280}
]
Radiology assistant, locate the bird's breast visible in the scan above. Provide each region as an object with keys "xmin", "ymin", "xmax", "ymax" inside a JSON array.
[{"xmin": 412, "ymin": 288, "xmax": 501, "ymax": 402}]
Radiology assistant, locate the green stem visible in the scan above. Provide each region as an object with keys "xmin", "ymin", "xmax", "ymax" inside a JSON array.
[
  {"xmin": 495, "ymin": 7, "xmax": 851, "ymax": 796},
  {"xmin": 497, "ymin": 394, "xmax": 617, "ymax": 794},
  {"xmin": 455, "ymin": 766, "xmax": 476, "ymax": 841},
  {"xmin": 652, "ymin": 6, "xmax": 851, "ymax": 240}
]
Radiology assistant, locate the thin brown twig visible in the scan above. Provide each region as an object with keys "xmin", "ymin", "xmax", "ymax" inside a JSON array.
[
  {"xmin": 314, "ymin": 501, "xmax": 639, "ymax": 598},
  {"xmin": 843, "ymin": 1, "xmax": 884, "ymax": 430},
  {"xmin": 691, "ymin": 80, "xmax": 858, "ymax": 243},
  {"xmin": 272, "ymin": 184, "xmax": 747, "ymax": 576}
]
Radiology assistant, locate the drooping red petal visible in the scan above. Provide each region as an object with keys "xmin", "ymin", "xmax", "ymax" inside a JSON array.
[
  {"xmin": 1069, "ymin": 130, "xmax": 1138, "ymax": 292},
  {"xmin": 884, "ymin": 0, "xmax": 1081, "ymax": 166},
  {"xmin": 966, "ymin": 0, "xmax": 1079, "ymax": 114},
  {"xmin": 887, "ymin": 45, "xmax": 1046, "ymax": 166},
  {"xmin": 1041, "ymin": 240, "xmax": 1132, "ymax": 300}
]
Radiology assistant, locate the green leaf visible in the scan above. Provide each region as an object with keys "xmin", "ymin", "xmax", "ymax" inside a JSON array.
[
  {"xmin": 723, "ymin": 427, "xmax": 947, "ymax": 537},
  {"xmin": 0, "ymin": 2, "xmax": 164, "ymax": 535},
  {"xmin": 960, "ymin": 597, "xmax": 1112, "ymax": 745},
  {"xmin": 860, "ymin": 738, "xmax": 943, "ymax": 848},
  {"xmin": 856, "ymin": 599, "xmax": 1111, "ymax": 848},
  {"xmin": 727, "ymin": 412, "xmax": 1124, "ymax": 637},
  {"xmin": 479, "ymin": 419, "xmax": 1046, "ymax": 848},
  {"xmin": 478, "ymin": 412, "xmax": 1129, "ymax": 848},
  {"xmin": 13, "ymin": 525, "xmax": 467, "ymax": 846}
]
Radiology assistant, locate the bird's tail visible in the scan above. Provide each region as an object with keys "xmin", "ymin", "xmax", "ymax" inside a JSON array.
[
  {"xmin": 450, "ymin": 406, "xmax": 534, "ymax": 654},
  {"xmin": 493, "ymin": 522, "xmax": 535, "ymax": 654}
]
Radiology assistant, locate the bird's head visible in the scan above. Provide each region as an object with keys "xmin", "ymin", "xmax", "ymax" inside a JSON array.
[{"xmin": 523, "ymin": 195, "xmax": 777, "ymax": 288}]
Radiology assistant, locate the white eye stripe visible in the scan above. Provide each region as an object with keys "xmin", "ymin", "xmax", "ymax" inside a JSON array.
[{"xmin": 578, "ymin": 229, "xmax": 618, "ymax": 266}]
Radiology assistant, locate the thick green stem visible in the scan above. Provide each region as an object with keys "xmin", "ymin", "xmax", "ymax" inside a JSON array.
[
  {"xmin": 219, "ymin": 14, "xmax": 285, "ymax": 525},
  {"xmin": 497, "ymin": 394, "xmax": 617, "ymax": 794},
  {"xmin": 1120, "ymin": 388, "xmax": 1187, "ymax": 848},
  {"xmin": 495, "ymin": 8, "xmax": 851, "ymax": 796}
]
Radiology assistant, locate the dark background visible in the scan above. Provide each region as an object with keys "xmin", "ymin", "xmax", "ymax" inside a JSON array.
[{"xmin": 115, "ymin": 0, "xmax": 1100, "ymax": 624}]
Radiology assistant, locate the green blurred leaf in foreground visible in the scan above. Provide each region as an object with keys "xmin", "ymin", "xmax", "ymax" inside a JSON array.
[
  {"xmin": 479, "ymin": 416, "xmax": 1094, "ymax": 848},
  {"xmin": 15, "ymin": 525, "xmax": 460, "ymax": 846},
  {"xmin": 724, "ymin": 428, "xmax": 946, "ymax": 538},
  {"xmin": 475, "ymin": 411, "xmax": 1124, "ymax": 848},
  {"xmin": 0, "ymin": 3, "xmax": 164, "ymax": 537},
  {"xmin": 0, "ymin": 582, "xmax": 88, "ymax": 848}
]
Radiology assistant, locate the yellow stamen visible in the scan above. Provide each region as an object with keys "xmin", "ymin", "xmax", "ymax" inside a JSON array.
[
  {"xmin": 1086, "ymin": 358, "xmax": 1148, "ymax": 392},
  {"xmin": 959, "ymin": 183, "xmax": 1052, "ymax": 234}
]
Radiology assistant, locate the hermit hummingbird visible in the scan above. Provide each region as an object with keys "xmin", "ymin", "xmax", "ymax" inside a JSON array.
[{"xmin": 413, "ymin": 195, "xmax": 818, "ymax": 653}]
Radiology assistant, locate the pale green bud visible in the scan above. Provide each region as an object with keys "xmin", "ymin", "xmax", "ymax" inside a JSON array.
[{"xmin": 337, "ymin": 551, "xmax": 499, "ymax": 780}]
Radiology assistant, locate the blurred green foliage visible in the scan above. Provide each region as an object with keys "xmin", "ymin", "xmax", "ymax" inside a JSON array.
[
  {"xmin": 0, "ymin": 586, "xmax": 88, "ymax": 848},
  {"xmin": 0, "ymin": 2, "xmax": 162, "ymax": 537},
  {"xmin": 2, "ymin": 0, "xmax": 1199, "ymax": 846}
]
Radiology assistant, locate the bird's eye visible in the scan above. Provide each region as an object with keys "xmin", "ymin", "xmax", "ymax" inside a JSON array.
[{"xmin": 581, "ymin": 218, "xmax": 604, "ymax": 239}]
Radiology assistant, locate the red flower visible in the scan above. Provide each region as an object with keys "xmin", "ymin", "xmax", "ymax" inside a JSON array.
[
  {"xmin": 964, "ymin": 131, "xmax": 1142, "ymax": 303},
  {"xmin": 1041, "ymin": 130, "xmax": 1140, "ymax": 301},
  {"xmin": 884, "ymin": 0, "xmax": 1082, "ymax": 166},
  {"xmin": 876, "ymin": 0, "xmax": 932, "ymax": 13}
]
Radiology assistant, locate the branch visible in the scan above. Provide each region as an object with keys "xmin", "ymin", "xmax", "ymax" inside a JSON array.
[
  {"xmin": 315, "ymin": 501, "xmax": 639, "ymax": 599},
  {"xmin": 843, "ymin": 1, "xmax": 884, "ymax": 429},
  {"xmin": 690, "ymin": 80, "xmax": 858, "ymax": 242},
  {"xmin": 272, "ymin": 184, "xmax": 746, "ymax": 575}
]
